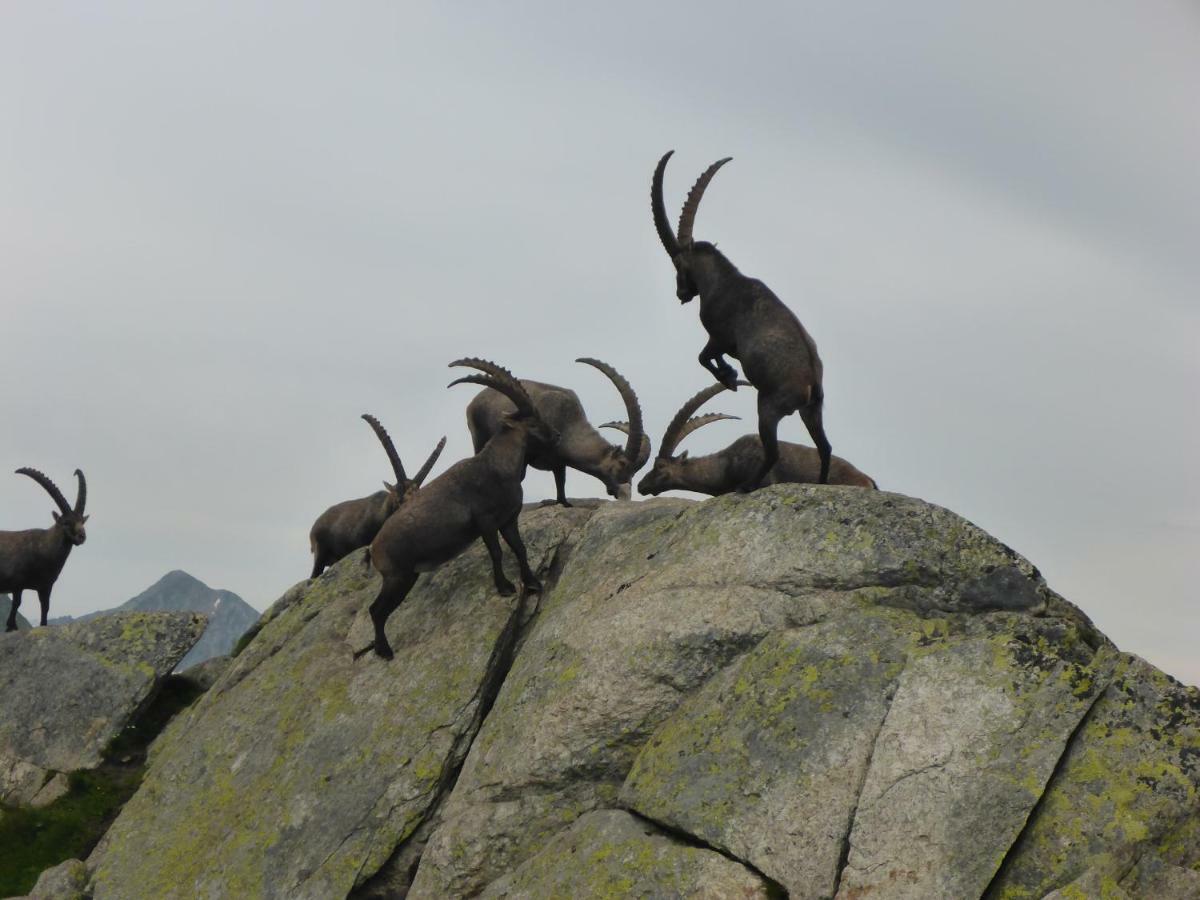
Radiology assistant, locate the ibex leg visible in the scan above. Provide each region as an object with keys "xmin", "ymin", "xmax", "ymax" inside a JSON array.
[
  {"xmin": 741, "ymin": 396, "xmax": 786, "ymax": 492},
  {"xmin": 552, "ymin": 466, "xmax": 573, "ymax": 508},
  {"xmin": 480, "ymin": 530, "xmax": 516, "ymax": 596},
  {"xmin": 5, "ymin": 589, "xmax": 20, "ymax": 632},
  {"xmin": 369, "ymin": 571, "xmax": 418, "ymax": 660},
  {"xmin": 798, "ymin": 398, "xmax": 832, "ymax": 485},
  {"xmin": 37, "ymin": 587, "xmax": 51, "ymax": 627},
  {"xmin": 698, "ymin": 339, "xmax": 739, "ymax": 390},
  {"xmin": 500, "ymin": 517, "xmax": 542, "ymax": 595}
]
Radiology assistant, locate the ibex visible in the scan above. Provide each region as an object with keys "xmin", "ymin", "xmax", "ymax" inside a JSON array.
[
  {"xmin": 465, "ymin": 358, "xmax": 649, "ymax": 505},
  {"xmin": 652, "ymin": 150, "xmax": 832, "ymax": 490},
  {"xmin": 366, "ymin": 359, "xmax": 559, "ymax": 660},
  {"xmin": 1, "ymin": 468, "xmax": 88, "ymax": 631},
  {"xmin": 636, "ymin": 383, "xmax": 877, "ymax": 497},
  {"xmin": 308, "ymin": 415, "xmax": 446, "ymax": 579}
]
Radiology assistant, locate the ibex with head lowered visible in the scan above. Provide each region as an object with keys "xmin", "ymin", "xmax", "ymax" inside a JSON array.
[
  {"xmin": 308, "ymin": 415, "xmax": 446, "ymax": 579},
  {"xmin": 366, "ymin": 359, "xmax": 559, "ymax": 660},
  {"xmin": 652, "ymin": 151, "xmax": 832, "ymax": 491},
  {"xmin": 465, "ymin": 358, "xmax": 648, "ymax": 505},
  {"xmin": 636, "ymin": 383, "xmax": 876, "ymax": 497},
  {"xmin": 1, "ymin": 468, "xmax": 88, "ymax": 631}
]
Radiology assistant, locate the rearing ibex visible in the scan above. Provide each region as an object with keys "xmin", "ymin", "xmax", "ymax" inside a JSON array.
[
  {"xmin": 636, "ymin": 383, "xmax": 876, "ymax": 497},
  {"xmin": 308, "ymin": 415, "xmax": 446, "ymax": 578},
  {"xmin": 366, "ymin": 359, "xmax": 559, "ymax": 660},
  {"xmin": 652, "ymin": 151, "xmax": 832, "ymax": 490},
  {"xmin": 465, "ymin": 358, "xmax": 648, "ymax": 505},
  {"xmin": 1, "ymin": 467, "xmax": 88, "ymax": 631}
]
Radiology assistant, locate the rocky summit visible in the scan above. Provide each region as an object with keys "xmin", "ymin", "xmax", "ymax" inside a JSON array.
[{"xmin": 17, "ymin": 487, "xmax": 1200, "ymax": 898}]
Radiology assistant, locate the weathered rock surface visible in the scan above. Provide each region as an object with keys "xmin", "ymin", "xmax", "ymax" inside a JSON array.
[
  {"xmin": 0, "ymin": 612, "xmax": 207, "ymax": 806},
  {"xmin": 176, "ymin": 653, "xmax": 232, "ymax": 692},
  {"xmin": 9, "ymin": 858, "xmax": 90, "ymax": 900},
  {"xmin": 87, "ymin": 506, "xmax": 592, "ymax": 900},
  {"xmin": 480, "ymin": 809, "xmax": 776, "ymax": 899},
  {"xmin": 71, "ymin": 488, "xmax": 1200, "ymax": 898}
]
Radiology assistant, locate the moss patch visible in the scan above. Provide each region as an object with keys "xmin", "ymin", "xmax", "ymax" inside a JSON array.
[{"xmin": 0, "ymin": 676, "xmax": 204, "ymax": 896}]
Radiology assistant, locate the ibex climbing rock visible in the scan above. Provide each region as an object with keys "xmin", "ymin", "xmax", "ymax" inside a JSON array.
[
  {"xmin": 652, "ymin": 150, "xmax": 832, "ymax": 490},
  {"xmin": 465, "ymin": 358, "xmax": 648, "ymax": 505},
  {"xmin": 1, "ymin": 468, "xmax": 88, "ymax": 631},
  {"xmin": 366, "ymin": 359, "xmax": 559, "ymax": 660},
  {"xmin": 637, "ymin": 383, "xmax": 876, "ymax": 497},
  {"xmin": 308, "ymin": 415, "xmax": 446, "ymax": 579}
]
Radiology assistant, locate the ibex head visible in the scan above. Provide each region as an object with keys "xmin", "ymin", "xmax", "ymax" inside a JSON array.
[
  {"xmin": 17, "ymin": 467, "xmax": 88, "ymax": 545},
  {"xmin": 360, "ymin": 415, "xmax": 446, "ymax": 512},
  {"xmin": 449, "ymin": 359, "xmax": 561, "ymax": 449},
  {"xmin": 652, "ymin": 150, "xmax": 732, "ymax": 304},
  {"xmin": 637, "ymin": 383, "xmax": 743, "ymax": 496},
  {"xmin": 575, "ymin": 357, "xmax": 647, "ymax": 498}
]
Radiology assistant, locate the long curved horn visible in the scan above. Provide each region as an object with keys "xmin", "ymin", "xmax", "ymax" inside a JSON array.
[
  {"xmin": 361, "ymin": 414, "xmax": 408, "ymax": 486},
  {"xmin": 15, "ymin": 467, "xmax": 72, "ymax": 515},
  {"xmin": 448, "ymin": 359, "xmax": 534, "ymax": 416},
  {"xmin": 412, "ymin": 437, "xmax": 447, "ymax": 487},
  {"xmin": 658, "ymin": 380, "xmax": 749, "ymax": 458},
  {"xmin": 652, "ymin": 151, "xmax": 681, "ymax": 258},
  {"xmin": 675, "ymin": 413, "xmax": 740, "ymax": 448},
  {"xmin": 73, "ymin": 469, "xmax": 87, "ymax": 514},
  {"xmin": 449, "ymin": 374, "xmax": 534, "ymax": 418},
  {"xmin": 677, "ymin": 157, "xmax": 732, "ymax": 246},
  {"xmin": 576, "ymin": 357, "xmax": 644, "ymax": 477}
]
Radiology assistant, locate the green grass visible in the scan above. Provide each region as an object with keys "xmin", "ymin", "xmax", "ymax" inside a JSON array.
[{"xmin": 0, "ymin": 676, "xmax": 205, "ymax": 896}]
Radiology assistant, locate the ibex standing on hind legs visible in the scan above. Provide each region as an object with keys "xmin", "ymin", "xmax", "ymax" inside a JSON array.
[
  {"xmin": 308, "ymin": 415, "xmax": 446, "ymax": 579},
  {"xmin": 365, "ymin": 359, "xmax": 560, "ymax": 660},
  {"xmin": 1, "ymin": 468, "xmax": 88, "ymax": 631},
  {"xmin": 464, "ymin": 358, "xmax": 649, "ymax": 505},
  {"xmin": 651, "ymin": 150, "xmax": 832, "ymax": 490}
]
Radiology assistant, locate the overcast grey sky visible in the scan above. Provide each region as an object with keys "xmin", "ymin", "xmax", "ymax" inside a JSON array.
[{"xmin": 2, "ymin": 2, "xmax": 1197, "ymax": 682}]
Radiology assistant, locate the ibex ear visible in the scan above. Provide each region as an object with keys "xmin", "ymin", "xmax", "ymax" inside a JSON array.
[
  {"xmin": 52, "ymin": 511, "xmax": 62, "ymax": 523},
  {"xmin": 382, "ymin": 480, "xmax": 395, "ymax": 492},
  {"xmin": 81, "ymin": 515, "xmax": 89, "ymax": 523},
  {"xmin": 678, "ymin": 450, "xmax": 689, "ymax": 462}
]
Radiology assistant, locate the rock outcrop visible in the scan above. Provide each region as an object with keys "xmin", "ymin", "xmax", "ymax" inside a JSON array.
[
  {"xmin": 0, "ymin": 612, "xmax": 207, "ymax": 807},
  {"xmin": 79, "ymin": 488, "xmax": 1200, "ymax": 899},
  {"xmin": 50, "ymin": 571, "xmax": 258, "ymax": 670}
]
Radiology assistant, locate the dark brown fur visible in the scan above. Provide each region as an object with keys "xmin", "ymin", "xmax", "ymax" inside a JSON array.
[
  {"xmin": 652, "ymin": 151, "xmax": 832, "ymax": 490},
  {"xmin": 1, "ymin": 468, "xmax": 87, "ymax": 630},
  {"xmin": 308, "ymin": 418, "xmax": 445, "ymax": 579},
  {"xmin": 465, "ymin": 359, "xmax": 648, "ymax": 506},
  {"xmin": 366, "ymin": 360, "xmax": 559, "ymax": 660}
]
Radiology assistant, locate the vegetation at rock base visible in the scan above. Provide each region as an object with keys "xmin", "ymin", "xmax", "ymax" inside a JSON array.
[{"xmin": 0, "ymin": 675, "xmax": 204, "ymax": 896}]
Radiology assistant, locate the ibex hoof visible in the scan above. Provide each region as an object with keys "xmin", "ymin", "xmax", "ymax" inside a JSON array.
[
  {"xmin": 736, "ymin": 481, "xmax": 759, "ymax": 494},
  {"xmin": 374, "ymin": 643, "xmax": 395, "ymax": 661},
  {"xmin": 497, "ymin": 580, "xmax": 517, "ymax": 597},
  {"xmin": 524, "ymin": 579, "xmax": 544, "ymax": 595}
]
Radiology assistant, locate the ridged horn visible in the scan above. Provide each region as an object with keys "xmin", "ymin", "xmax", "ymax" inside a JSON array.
[
  {"xmin": 677, "ymin": 157, "xmax": 732, "ymax": 246},
  {"xmin": 576, "ymin": 357, "xmax": 644, "ymax": 478},
  {"xmin": 15, "ymin": 467, "xmax": 72, "ymax": 516},
  {"xmin": 449, "ymin": 374, "xmax": 534, "ymax": 418},
  {"xmin": 448, "ymin": 358, "xmax": 534, "ymax": 417},
  {"xmin": 674, "ymin": 413, "xmax": 740, "ymax": 447},
  {"xmin": 361, "ymin": 414, "xmax": 408, "ymax": 488},
  {"xmin": 651, "ymin": 151, "xmax": 681, "ymax": 258},
  {"xmin": 658, "ymin": 380, "xmax": 749, "ymax": 458},
  {"xmin": 412, "ymin": 437, "xmax": 447, "ymax": 487},
  {"xmin": 73, "ymin": 469, "xmax": 87, "ymax": 514}
]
